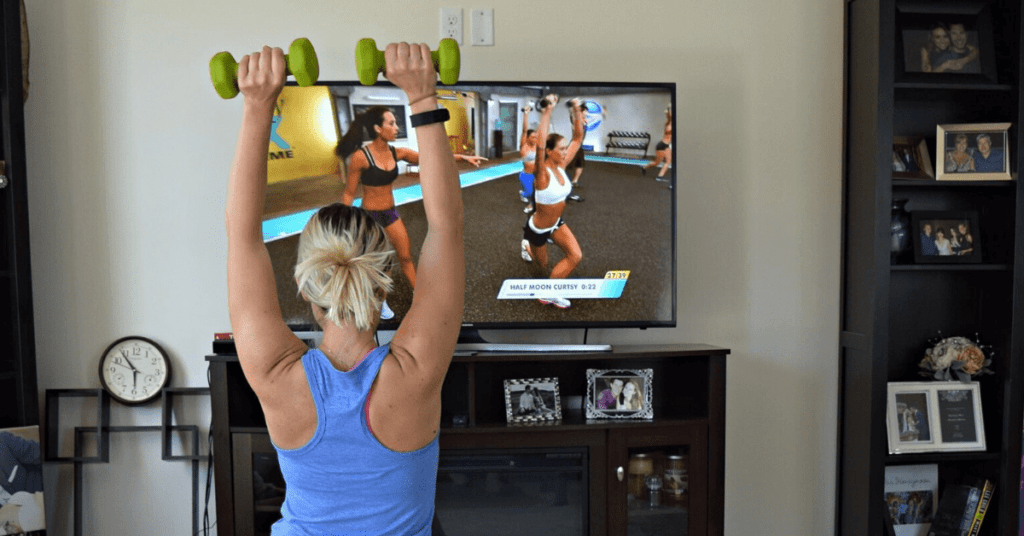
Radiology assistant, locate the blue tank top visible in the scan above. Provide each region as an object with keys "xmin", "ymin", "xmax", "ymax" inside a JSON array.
[{"xmin": 271, "ymin": 345, "xmax": 439, "ymax": 536}]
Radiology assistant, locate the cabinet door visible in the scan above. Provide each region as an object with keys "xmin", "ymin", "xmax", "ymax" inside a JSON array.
[
  {"xmin": 232, "ymin": 433, "xmax": 285, "ymax": 536},
  {"xmin": 607, "ymin": 423, "xmax": 708, "ymax": 536}
]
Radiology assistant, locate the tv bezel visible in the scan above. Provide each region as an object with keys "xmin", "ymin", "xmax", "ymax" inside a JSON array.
[{"xmin": 275, "ymin": 79, "xmax": 677, "ymax": 333}]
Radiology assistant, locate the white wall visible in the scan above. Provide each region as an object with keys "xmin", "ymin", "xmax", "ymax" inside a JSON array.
[{"xmin": 24, "ymin": 0, "xmax": 844, "ymax": 534}]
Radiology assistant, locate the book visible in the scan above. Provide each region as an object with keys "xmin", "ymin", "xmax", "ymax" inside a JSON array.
[
  {"xmin": 885, "ymin": 464, "xmax": 939, "ymax": 536},
  {"xmin": 929, "ymin": 478, "xmax": 988, "ymax": 536},
  {"xmin": 966, "ymin": 479, "xmax": 994, "ymax": 536}
]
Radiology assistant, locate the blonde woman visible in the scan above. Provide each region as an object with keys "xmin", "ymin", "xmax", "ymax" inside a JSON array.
[{"xmin": 227, "ymin": 42, "xmax": 464, "ymax": 534}]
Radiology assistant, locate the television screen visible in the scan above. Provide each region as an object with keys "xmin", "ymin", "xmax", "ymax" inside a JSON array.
[{"xmin": 262, "ymin": 80, "xmax": 676, "ymax": 332}]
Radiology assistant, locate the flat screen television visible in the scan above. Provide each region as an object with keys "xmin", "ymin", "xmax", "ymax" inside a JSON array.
[{"xmin": 262, "ymin": 80, "xmax": 676, "ymax": 337}]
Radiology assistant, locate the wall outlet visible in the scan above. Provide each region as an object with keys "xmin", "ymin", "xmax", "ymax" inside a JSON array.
[
  {"xmin": 440, "ymin": 7, "xmax": 463, "ymax": 46},
  {"xmin": 471, "ymin": 8, "xmax": 494, "ymax": 46}
]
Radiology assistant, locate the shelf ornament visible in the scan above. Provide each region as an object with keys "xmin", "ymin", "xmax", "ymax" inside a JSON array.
[{"xmin": 918, "ymin": 334, "xmax": 994, "ymax": 383}]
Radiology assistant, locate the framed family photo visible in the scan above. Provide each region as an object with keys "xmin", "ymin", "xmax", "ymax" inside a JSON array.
[
  {"xmin": 886, "ymin": 382, "xmax": 986, "ymax": 454},
  {"xmin": 895, "ymin": 1, "xmax": 997, "ymax": 83},
  {"xmin": 911, "ymin": 211, "xmax": 981, "ymax": 264},
  {"xmin": 936, "ymin": 123, "xmax": 1011, "ymax": 181},
  {"xmin": 504, "ymin": 377, "xmax": 562, "ymax": 423},
  {"xmin": 585, "ymin": 369, "xmax": 653, "ymax": 420},
  {"xmin": 892, "ymin": 136, "xmax": 934, "ymax": 179}
]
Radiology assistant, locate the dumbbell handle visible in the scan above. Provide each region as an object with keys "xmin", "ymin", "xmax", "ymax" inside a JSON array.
[{"xmin": 356, "ymin": 39, "xmax": 460, "ymax": 85}]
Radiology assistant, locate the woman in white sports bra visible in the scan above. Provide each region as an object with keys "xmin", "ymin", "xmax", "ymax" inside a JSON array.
[{"xmin": 520, "ymin": 95, "xmax": 585, "ymax": 309}]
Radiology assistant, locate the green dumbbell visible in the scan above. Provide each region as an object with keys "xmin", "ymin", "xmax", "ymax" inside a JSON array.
[
  {"xmin": 355, "ymin": 38, "xmax": 460, "ymax": 86},
  {"xmin": 209, "ymin": 38, "xmax": 320, "ymax": 99}
]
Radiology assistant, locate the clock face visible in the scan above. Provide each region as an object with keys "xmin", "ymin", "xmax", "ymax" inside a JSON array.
[{"xmin": 99, "ymin": 337, "xmax": 171, "ymax": 405}]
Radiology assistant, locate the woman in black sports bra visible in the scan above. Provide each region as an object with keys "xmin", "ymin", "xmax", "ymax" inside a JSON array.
[{"xmin": 338, "ymin": 106, "xmax": 485, "ymax": 297}]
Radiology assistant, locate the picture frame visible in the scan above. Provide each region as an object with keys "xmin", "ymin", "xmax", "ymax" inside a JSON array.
[
  {"xmin": 895, "ymin": 1, "xmax": 998, "ymax": 84},
  {"xmin": 910, "ymin": 211, "xmax": 981, "ymax": 264},
  {"xmin": 892, "ymin": 136, "xmax": 934, "ymax": 179},
  {"xmin": 504, "ymin": 377, "xmax": 562, "ymax": 423},
  {"xmin": 936, "ymin": 123, "xmax": 1011, "ymax": 181},
  {"xmin": 585, "ymin": 369, "xmax": 653, "ymax": 420},
  {"xmin": 886, "ymin": 381, "xmax": 986, "ymax": 454},
  {"xmin": 884, "ymin": 464, "xmax": 939, "ymax": 536}
]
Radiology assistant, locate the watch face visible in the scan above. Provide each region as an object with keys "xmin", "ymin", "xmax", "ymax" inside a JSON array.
[{"xmin": 99, "ymin": 337, "xmax": 170, "ymax": 405}]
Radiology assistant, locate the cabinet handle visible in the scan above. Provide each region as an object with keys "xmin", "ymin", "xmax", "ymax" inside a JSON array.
[{"xmin": 616, "ymin": 466, "xmax": 624, "ymax": 482}]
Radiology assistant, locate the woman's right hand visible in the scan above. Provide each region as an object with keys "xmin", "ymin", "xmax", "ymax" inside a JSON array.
[{"xmin": 383, "ymin": 42, "xmax": 437, "ymax": 105}]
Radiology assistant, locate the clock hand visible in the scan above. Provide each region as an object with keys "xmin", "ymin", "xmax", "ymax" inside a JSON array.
[{"xmin": 120, "ymin": 350, "xmax": 140, "ymax": 373}]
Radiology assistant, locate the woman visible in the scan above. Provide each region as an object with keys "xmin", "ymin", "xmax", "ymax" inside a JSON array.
[
  {"xmin": 338, "ymin": 98, "xmax": 484, "ymax": 315},
  {"xmin": 518, "ymin": 106, "xmax": 539, "ymax": 213},
  {"xmin": 945, "ymin": 133, "xmax": 975, "ymax": 172},
  {"xmin": 934, "ymin": 227, "xmax": 953, "ymax": 255},
  {"xmin": 921, "ymin": 23, "xmax": 951, "ymax": 72},
  {"xmin": 642, "ymin": 105, "xmax": 672, "ymax": 181},
  {"xmin": 619, "ymin": 381, "xmax": 642, "ymax": 411},
  {"xmin": 227, "ymin": 43, "xmax": 464, "ymax": 534},
  {"xmin": 520, "ymin": 95, "xmax": 586, "ymax": 309}
]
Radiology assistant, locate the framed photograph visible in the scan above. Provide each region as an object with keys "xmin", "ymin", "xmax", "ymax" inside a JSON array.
[
  {"xmin": 892, "ymin": 136, "xmax": 934, "ymax": 179},
  {"xmin": 504, "ymin": 377, "xmax": 562, "ymax": 423},
  {"xmin": 936, "ymin": 123, "xmax": 1011, "ymax": 181},
  {"xmin": 911, "ymin": 211, "xmax": 981, "ymax": 264},
  {"xmin": 895, "ymin": 2, "xmax": 997, "ymax": 83},
  {"xmin": 585, "ymin": 369, "xmax": 653, "ymax": 420},
  {"xmin": 886, "ymin": 382, "xmax": 986, "ymax": 454},
  {"xmin": 884, "ymin": 464, "xmax": 939, "ymax": 536}
]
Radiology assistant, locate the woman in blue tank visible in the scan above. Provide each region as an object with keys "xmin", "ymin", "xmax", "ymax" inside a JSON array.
[
  {"xmin": 338, "ymin": 99, "xmax": 484, "ymax": 316},
  {"xmin": 520, "ymin": 95, "xmax": 586, "ymax": 309},
  {"xmin": 226, "ymin": 42, "xmax": 465, "ymax": 535},
  {"xmin": 518, "ymin": 105, "xmax": 539, "ymax": 213}
]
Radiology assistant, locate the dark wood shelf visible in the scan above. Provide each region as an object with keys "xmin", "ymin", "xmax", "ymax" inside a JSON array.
[
  {"xmin": 894, "ymin": 81, "xmax": 1014, "ymax": 91},
  {"xmin": 441, "ymin": 416, "xmax": 710, "ymax": 434},
  {"xmin": 892, "ymin": 178, "xmax": 1017, "ymax": 187},
  {"xmin": 890, "ymin": 263, "xmax": 1011, "ymax": 271},
  {"xmin": 840, "ymin": 1, "xmax": 1024, "ymax": 535},
  {"xmin": 885, "ymin": 451, "xmax": 1002, "ymax": 465},
  {"xmin": 208, "ymin": 344, "xmax": 728, "ymax": 536}
]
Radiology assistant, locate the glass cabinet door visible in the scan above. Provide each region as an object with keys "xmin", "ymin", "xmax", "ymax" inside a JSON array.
[{"xmin": 608, "ymin": 423, "xmax": 708, "ymax": 536}]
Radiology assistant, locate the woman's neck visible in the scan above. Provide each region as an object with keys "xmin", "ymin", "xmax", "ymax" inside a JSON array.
[{"xmin": 319, "ymin": 322, "xmax": 377, "ymax": 372}]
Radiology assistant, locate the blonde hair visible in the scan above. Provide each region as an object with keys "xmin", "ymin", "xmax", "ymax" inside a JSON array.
[{"xmin": 294, "ymin": 203, "xmax": 395, "ymax": 332}]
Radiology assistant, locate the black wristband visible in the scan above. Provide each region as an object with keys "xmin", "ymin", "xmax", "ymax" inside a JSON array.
[{"xmin": 409, "ymin": 108, "xmax": 450, "ymax": 128}]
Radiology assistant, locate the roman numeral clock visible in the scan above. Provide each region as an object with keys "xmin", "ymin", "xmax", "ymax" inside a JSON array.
[{"xmin": 98, "ymin": 336, "xmax": 171, "ymax": 405}]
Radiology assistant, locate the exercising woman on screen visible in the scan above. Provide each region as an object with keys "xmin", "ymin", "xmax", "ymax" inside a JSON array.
[
  {"xmin": 643, "ymin": 105, "xmax": 672, "ymax": 180},
  {"xmin": 338, "ymin": 97, "xmax": 483, "ymax": 317},
  {"xmin": 226, "ymin": 42, "xmax": 464, "ymax": 535},
  {"xmin": 520, "ymin": 95, "xmax": 586, "ymax": 309},
  {"xmin": 518, "ymin": 106, "xmax": 539, "ymax": 213}
]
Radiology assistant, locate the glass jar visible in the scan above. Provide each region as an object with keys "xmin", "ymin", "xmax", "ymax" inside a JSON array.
[
  {"xmin": 664, "ymin": 454, "xmax": 689, "ymax": 496},
  {"xmin": 628, "ymin": 453, "xmax": 654, "ymax": 499}
]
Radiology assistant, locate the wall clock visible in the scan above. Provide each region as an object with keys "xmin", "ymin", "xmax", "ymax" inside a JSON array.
[{"xmin": 98, "ymin": 336, "xmax": 171, "ymax": 405}]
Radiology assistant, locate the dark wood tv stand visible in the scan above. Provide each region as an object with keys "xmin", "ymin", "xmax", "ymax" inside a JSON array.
[{"xmin": 207, "ymin": 343, "xmax": 728, "ymax": 536}]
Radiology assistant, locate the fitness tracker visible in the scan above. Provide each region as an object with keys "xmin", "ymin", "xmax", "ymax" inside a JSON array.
[{"xmin": 410, "ymin": 108, "xmax": 450, "ymax": 128}]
